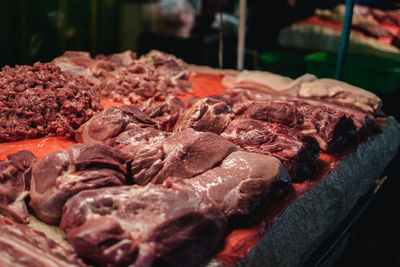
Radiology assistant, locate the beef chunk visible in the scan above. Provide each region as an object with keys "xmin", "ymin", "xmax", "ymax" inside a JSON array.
[
  {"xmin": 0, "ymin": 62, "xmax": 102, "ymax": 142},
  {"xmin": 139, "ymin": 95, "xmax": 185, "ymax": 131},
  {"xmin": 0, "ymin": 151, "xmax": 37, "ymax": 223},
  {"xmin": 29, "ymin": 143, "xmax": 129, "ymax": 224},
  {"xmin": 242, "ymin": 100, "xmax": 357, "ymax": 152},
  {"xmin": 151, "ymin": 129, "xmax": 237, "ymax": 184},
  {"xmin": 0, "ymin": 215, "xmax": 86, "ymax": 266},
  {"xmin": 75, "ymin": 105, "xmax": 155, "ymax": 145},
  {"xmin": 166, "ymin": 151, "xmax": 290, "ymax": 224},
  {"xmin": 174, "ymin": 97, "xmax": 233, "ymax": 134},
  {"xmin": 221, "ymin": 118, "xmax": 320, "ymax": 182},
  {"xmin": 60, "ymin": 184, "xmax": 227, "ymax": 267}
]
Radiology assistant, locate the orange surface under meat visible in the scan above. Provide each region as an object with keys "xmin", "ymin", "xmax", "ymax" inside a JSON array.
[{"xmin": 0, "ymin": 73, "xmax": 350, "ymax": 265}]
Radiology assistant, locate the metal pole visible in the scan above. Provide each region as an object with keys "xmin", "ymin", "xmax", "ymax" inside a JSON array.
[
  {"xmin": 334, "ymin": 0, "xmax": 355, "ymax": 80},
  {"xmin": 237, "ymin": 0, "xmax": 246, "ymax": 70}
]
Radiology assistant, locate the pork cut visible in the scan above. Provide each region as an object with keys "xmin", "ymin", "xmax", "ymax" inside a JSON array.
[
  {"xmin": 166, "ymin": 151, "xmax": 290, "ymax": 224},
  {"xmin": 0, "ymin": 215, "xmax": 87, "ymax": 267},
  {"xmin": 0, "ymin": 151, "xmax": 37, "ymax": 223},
  {"xmin": 75, "ymin": 105, "xmax": 155, "ymax": 145},
  {"xmin": 174, "ymin": 97, "xmax": 233, "ymax": 134},
  {"xmin": 221, "ymin": 118, "xmax": 320, "ymax": 182},
  {"xmin": 60, "ymin": 184, "xmax": 227, "ymax": 267},
  {"xmin": 151, "ymin": 129, "xmax": 238, "ymax": 184},
  {"xmin": 29, "ymin": 143, "xmax": 129, "ymax": 224}
]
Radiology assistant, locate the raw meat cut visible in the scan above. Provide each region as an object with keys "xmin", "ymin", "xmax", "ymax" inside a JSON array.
[
  {"xmin": 0, "ymin": 62, "xmax": 102, "ymax": 142},
  {"xmin": 242, "ymin": 100, "xmax": 357, "ymax": 152},
  {"xmin": 29, "ymin": 143, "xmax": 129, "ymax": 224},
  {"xmin": 53, "ymin": 50, "xmax": 193, "ymax": 104},
  {"xmin": 221, "ymin": 118, "xmax": 320, "ymax": 182},
  {"xmin": 60, "ymin": 184, "xmax": 227, "ymax": 267},
  {"xmin": 151, "ymin": 129, "xmax": 237, "ymax": 184},
  {"xmin": 222, "ymin": 87, "xmax": 379, "ymax": 143},
  {"xmin": 0, "ymin": 151, "xmax": 37, "ymax": 223},
  {"xmin": 75, "ymin": 105, "xmax": 155, "ymax": 145},
  {"xmin": 0, "ymin": 215, "xmax": 86, "ymax": 267},
  {"xmin": 165, "ymin": 151, "xmax": 291, "ymax": 223},
  {"xmin": 139, "ymin": 95, "xmax": 185, "ymax": 131},
  {"xmin": 174, "ymin": 97, "xmax": 233, "ymax": 134},
  {"xmin": 114, "ymin": 126, "xmax": 171, "ymax": 185}
]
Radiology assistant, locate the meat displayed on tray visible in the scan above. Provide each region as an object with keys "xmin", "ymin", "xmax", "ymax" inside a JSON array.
[{"xmin": 0, "ymin": 50, "xmax": 394, "ymax": 267}]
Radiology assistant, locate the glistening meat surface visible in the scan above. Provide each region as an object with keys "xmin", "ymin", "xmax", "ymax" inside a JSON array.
[
  {"xmin": 165, "ymin": 151, "xmax": 291, "ymax": 224},
  {"xmin": 60, "ymin": 184, "xmax": 227, "ymax": 267}
]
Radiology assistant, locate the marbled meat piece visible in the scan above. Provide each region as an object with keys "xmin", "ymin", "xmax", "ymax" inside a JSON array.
[
  {"xmin": 0, "ymin": 151, "xmax": 37, "ymax": 223},
  {"xmin": 0, "ymin": 62, "xmax": 103, "ymax": 142},
  {"xmin": 221, "ymin": 118, "xmax": 320, "ymax": 182},
  {"xmin": 0, "ymin": 215, "xmax": 87, "ymax": 267},
  {"xmin": 166, "ymin": 151, "xmax": 290, "ymax": 224},
  {"xmin": 29, "ymin": 143, "xmax": 129, "ymax": 224},
  {"xmin": 75, "ymin": 105, "xmax": 155, "ymax": 145},
  {"xmin": 151, "ymin": 129, "xmax": 237, "ymax": 184},
  {"xmin": 60, "ymin": 184, "xmax": 227, "ymax": 267},
  {"xmin": 174, "ymin": 97, "xmax": 233, "ymax": 134},
  {"xmin": 139, "ymin": 95, "xmax": 185, "ymax": 131}
]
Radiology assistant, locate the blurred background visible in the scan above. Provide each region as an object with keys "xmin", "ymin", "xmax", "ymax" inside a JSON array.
[{"xmin": 1, "ymin": 0, "xmax": 400, "ymax": 265}]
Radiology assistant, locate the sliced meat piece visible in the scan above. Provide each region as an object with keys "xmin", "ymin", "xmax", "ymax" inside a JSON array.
[
  {"xmin": 60, "ymin": 184, "xmax": 227, "ymax": 267},
  {"xmin": 0, "ymin": 215, "xmax": 87, "ymax": 267},
  {"xmin": 75, "ymin": 105, "xmax": 155, "ymax": 145},
  {"xmin": 139, "ymin": 95, "xmax": 185, "ymax": 131},
  {"xmin": 166, "ymin": 151, "xmax": 290, "ymax": 224},
  {"xmin": 152, "ymin": 129, "xmax": 237, "ymax": 184},
  {"xmin": 221, "ymin": 118, "xmax": 320, "ymax": 182},
  {"xmin": 29, "ymin": 143, "xmax": 129, "ymax": 224},
  {"xmin": 242, "ymin": 100, "xmax": 357, "ymax": 152},
  {"xmin": 0, "ymin": 151, "xmax": 37, "ymax": 223},
  {"xmin": 174, "ymin": 97, "xmax": 233, "ymax": 134}
]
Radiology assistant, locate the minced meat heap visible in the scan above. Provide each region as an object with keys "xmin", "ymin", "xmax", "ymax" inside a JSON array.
[{"xmin": 0, "ymin": 62, "xmax": 103, "ymax": 142}]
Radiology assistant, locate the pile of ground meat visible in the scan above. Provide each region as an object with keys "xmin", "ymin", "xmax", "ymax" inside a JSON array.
[{"xmin": 0, "ymin": 62, "xmax": 103, "ymax": 142}]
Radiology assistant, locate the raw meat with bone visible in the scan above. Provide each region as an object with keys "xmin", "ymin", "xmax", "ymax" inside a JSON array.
[
  {"xmin": 0, "ymin": 151, "xmax": 37, "ymax": 223},
  {"xmin": 165, "ymin": 151, "xmax": 290, "ymax": 224},
  {"xmin": 221, "ymin": 118, "xmax": 320, "ymax": 182},
  {"xmin": 60, "ymin": 184, "xmax": 227, "ymax": 267},
  {"xmin": 29, "ymin": 143, "xmax": 129, "ymax": 224},
  {"xmin": 0, "ymin": 215, "xmax": 87, "ymax": 267}
]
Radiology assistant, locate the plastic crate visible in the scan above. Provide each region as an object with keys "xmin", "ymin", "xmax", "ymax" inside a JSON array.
[
  {"xmin": 259, "ymin": 52, "xmax": 306, "ymax": 79},
  {"xmin": 305, "ymin": 52, "xmax": 400, "ymax": 94}
]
